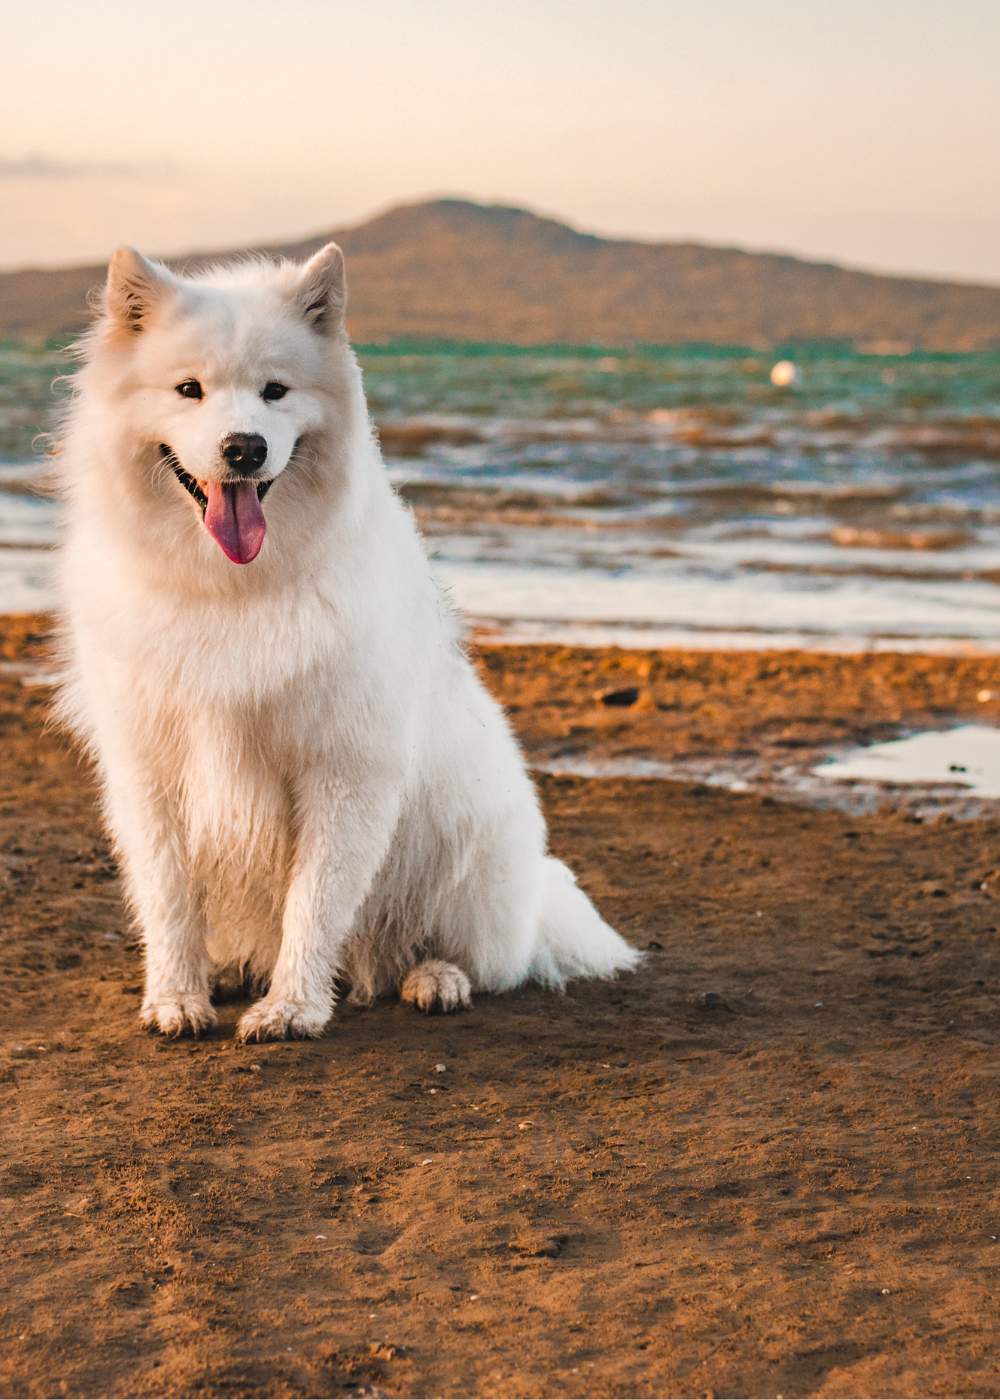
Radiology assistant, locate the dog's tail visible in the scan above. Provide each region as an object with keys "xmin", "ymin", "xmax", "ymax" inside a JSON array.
[{"xmin": 528, "ymin": 857, "xmax": 642, "ymax": 988}]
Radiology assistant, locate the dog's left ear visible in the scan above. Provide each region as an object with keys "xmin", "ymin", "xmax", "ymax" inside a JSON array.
[
  {"xmin": 295, "ymin": 243, "xmax": 346, "ymax": 334},
  {"xmin": 105, "ymin": 247, "xmax": 176, "ymax": 333}
]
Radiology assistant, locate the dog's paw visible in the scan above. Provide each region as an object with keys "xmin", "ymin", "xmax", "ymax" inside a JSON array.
[
  {"xmin": 140, "ymin": 992, "xmax": 216, "ymax": 1038},
  {"xmin": 400, "ymin": 960, "xmax": 472, "ymax": 1014},
  {"xmin": 236, "ymin": 996, "xmax": 330, "ymax": 1042}
]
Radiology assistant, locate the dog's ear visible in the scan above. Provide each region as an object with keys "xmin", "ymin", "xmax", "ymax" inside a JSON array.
[
  {"xmin": 295, "ymin": 243, "xmax": 346, "ymax": 334},
  {"xmin": 105, "ymin": 247, "xmax": 175, "ymax": 333}
]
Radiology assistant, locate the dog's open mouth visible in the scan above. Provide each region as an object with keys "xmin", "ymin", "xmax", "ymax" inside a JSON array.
[{"xmin": 160, "ymin": 443, "xmax": 274, "ymax": 566}]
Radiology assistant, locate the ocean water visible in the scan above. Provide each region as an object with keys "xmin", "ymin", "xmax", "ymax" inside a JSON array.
[{"xmin": 2, "ymin": 341, "xmax": 999, "ymax": 650}]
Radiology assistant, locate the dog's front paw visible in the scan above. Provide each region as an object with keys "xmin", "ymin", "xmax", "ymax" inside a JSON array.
[
  {"xmin": 140, "ymin": 992, "xmax": 216, "ymax": 1038},
  {"xmin": 236, "ymin": 996, "xmax": 330, "ymax": 1042}
]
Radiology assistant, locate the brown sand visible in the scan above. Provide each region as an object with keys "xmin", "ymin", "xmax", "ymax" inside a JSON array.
[{"xmin": 1, "ymin": 615, "xmax": 998, "ymax": 1398}]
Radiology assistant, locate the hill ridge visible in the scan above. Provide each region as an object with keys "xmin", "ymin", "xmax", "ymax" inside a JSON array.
[{"xmin": 1, "ymin": 197, "xmax": 997, "ymax": 349}]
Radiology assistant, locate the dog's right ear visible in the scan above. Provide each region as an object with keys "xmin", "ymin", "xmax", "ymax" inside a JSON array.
[
  {"xmin": 105, "ymin": 247, "xmax": 174, "ymax": 333},
  {"xmin": 294, "ymin": 243, "xmax": 347, "ymax": 335}
]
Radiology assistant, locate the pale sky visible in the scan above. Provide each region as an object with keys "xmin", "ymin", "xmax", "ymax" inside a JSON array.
[{"xmin": 2, "ymin": 0, "xmax": 998, "ymax": 281}]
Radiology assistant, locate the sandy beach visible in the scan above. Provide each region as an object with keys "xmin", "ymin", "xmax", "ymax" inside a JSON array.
[{"xmin": 1, "ymin": 613, "xmax": 998, "ymax": 1397}]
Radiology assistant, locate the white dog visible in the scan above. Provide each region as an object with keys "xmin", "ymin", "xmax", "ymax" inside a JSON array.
[{"xmin": 53, "ymin": 243, "xmax": 639, "ymax": 1041}]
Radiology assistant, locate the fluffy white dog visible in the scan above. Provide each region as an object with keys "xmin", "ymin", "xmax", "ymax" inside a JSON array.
[{"xmin": 53, "ymin": 243, "xmax": 639, "ymax": 1041}]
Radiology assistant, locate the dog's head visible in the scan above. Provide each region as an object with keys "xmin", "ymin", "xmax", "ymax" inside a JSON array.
[{"xmin": 88, "ymin": 243, "xmax": 351, "ymax": 566}]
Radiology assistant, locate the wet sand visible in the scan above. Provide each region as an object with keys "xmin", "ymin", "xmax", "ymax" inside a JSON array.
[{"xmin": 1, "ymin": 614, "xmax": 998, "ymax": 1398}]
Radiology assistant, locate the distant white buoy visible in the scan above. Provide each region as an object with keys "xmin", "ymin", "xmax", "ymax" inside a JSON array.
[{"xmin": 770, "ymin": 359, "xmax": 798, "ymax": 387}]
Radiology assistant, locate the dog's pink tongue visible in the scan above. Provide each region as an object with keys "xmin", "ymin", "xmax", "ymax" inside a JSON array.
[{"xmin": 204, "ymin": 481, "xmax": 266, "ymax": 564}]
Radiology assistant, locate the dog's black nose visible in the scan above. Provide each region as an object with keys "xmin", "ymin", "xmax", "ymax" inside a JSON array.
[{"xmin": 220, "ymin": 432, "xmax": 268, "ymax": 475}]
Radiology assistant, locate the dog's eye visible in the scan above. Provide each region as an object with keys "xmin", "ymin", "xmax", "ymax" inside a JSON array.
[
  {"xmin": 176, "ymin": 379, "xmax": 203, "ymax": 400},
  {"xmin": 261, "ymin": 382, "xmax": 288, "ymax": 402}
]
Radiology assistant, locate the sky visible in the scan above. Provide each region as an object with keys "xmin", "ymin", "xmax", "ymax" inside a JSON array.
[{"xmin": 2, "ymin": 0, "xmax": 998, "ymax": 282}]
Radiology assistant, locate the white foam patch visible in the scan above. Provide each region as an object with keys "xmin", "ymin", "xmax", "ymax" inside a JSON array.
[
  {"xmin": 436, "ymin": 561, "xmax": 1000, "ymax": 649},
  {"xmin": 815, "ymin": 726, "xmax": 1000, "ymax": 798}
]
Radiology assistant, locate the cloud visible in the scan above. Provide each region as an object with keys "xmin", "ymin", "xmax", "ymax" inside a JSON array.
[{"xmin": 0, "ymin": 153, "xmax": 176, "ymax": 179}]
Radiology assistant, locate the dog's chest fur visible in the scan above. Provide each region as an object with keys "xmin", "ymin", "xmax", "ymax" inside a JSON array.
[{"xmin": 178, "ymin": 700, "xmax": 292, "ymax": 866}]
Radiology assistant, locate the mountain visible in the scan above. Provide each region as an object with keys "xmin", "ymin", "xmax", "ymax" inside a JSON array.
[{"xmin": 1, "ymin": 197, "xmax": 997, "ymax": 349}]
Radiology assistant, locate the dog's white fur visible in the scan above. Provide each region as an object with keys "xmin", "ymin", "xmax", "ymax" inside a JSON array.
[{"xmin": 53, "ymin": 243, "xmax": 639, "ymax": 1041}]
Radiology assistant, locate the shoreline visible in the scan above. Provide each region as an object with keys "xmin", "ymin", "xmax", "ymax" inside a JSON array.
[
  {"xmin": 7, "ymin": 610, "xmax": 1000, "ymax": 818},
  {"xmin": 5, "ymin": 607, "xmax": 1000, "ymax": 737}
]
